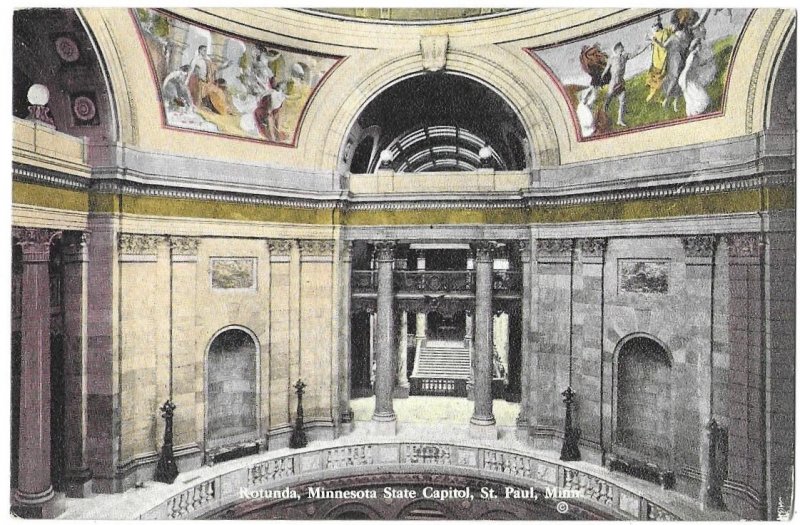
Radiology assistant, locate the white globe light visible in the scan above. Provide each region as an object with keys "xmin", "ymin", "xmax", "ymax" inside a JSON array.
[
  {"xmin": 379, "ymin": 149, "xmax": 393, "ymax": 163},
  {"xmin": 479, "ymin": 145, "xmax": 492, "ymax": 160},
  {"xmin": 27, "ymin": 84, "xmax": 50, "ymax": 106}
]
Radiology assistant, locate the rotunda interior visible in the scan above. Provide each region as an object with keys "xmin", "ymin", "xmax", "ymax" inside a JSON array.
[{"xmin": 10, "ymin": 6, "xmax": 797, "ymax": 521}]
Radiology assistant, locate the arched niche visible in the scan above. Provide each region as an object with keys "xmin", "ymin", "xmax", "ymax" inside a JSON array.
[
  {"xmin": 205, "ymin": 326, "xmax": 260, "ymax": 449},
  {"xmin": 612, "ymin": 334, "xmax": 674, "ymax": 466}
]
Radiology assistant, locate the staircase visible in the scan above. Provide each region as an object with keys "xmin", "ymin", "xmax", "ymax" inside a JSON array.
[{"xmin": 410, "ymin": 340, "xmax": 471, "ymax": 397}]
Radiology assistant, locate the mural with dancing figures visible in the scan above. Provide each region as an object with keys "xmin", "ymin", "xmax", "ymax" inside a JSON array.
[
  {"xmin": 527, "ymin": 9, "xmax": 751, "ymax": 140},
  {"xmin": 133, "ymin": 9, "xmax": 342, "ymax": 146}
]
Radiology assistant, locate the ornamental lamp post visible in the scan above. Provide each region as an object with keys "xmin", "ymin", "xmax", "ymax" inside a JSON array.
[
  {"xmin": 290, "ymin": 379, "xmax": 308, "ymax": 449},
  {"xmin": 154, "ymin": 400, "xmax": 179, "ymax": 483},
  {"xmin": 560, "ymin": 387, "xmax": 581, "ymax": 461}
]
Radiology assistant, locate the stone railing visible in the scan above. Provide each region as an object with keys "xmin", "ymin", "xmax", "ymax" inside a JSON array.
[
  {"xmin": 139, "ymin": 441, "xmax": 690, "ymax": 521},
  {"xmin": 13, "ymin": 117, "xmax": 88, "ymax": 173},
  {"xmin": 394, "ymin": 270, "xmax": 474, "ymax": 294},
  {"xmin": 349, "ymin": 170, "xmax": 530, "ymax": 194},
  {"xmin": 353, "ymin": 270, "xmax": 522, "ymax": 295}
]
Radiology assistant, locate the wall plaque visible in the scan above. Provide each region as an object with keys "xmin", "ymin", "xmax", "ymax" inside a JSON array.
[
  {"xmin": 618, "ymin": 259, "xmax": 669, "ymax": 294},
  {"xmin": 210, "ymin": 257, "xmax": 256, "ymax": 290}
]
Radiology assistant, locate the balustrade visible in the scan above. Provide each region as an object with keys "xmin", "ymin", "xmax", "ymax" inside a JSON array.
[
  {"xmin": 135, "ymin": 440, "xmax": 689, "ymax": 521},
  {"xmin": 352, "ymin": 270, "xmax": 522, "ymax": 294}
]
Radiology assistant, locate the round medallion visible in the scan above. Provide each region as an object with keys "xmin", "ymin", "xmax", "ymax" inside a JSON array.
[
  {"xmin": 55, "ymin": 36, "xmax": 80, "ymax": 62},
  {"xmin": 73, "ymin": 96, "xmax": 96, "ymax": 122}
]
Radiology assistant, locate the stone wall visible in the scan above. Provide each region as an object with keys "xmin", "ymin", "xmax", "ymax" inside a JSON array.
[
  {"xmin": 114, "ymin": 233, "xmax": 341, "ymax": 488},
  {"xmin": 526, "ymin": 232, "xmax": 787, "ymax": 516}
]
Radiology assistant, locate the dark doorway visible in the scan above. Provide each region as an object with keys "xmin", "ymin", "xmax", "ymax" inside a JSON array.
[{"xmin": 350, "ymin": 312, "xmax": 372, "ymax": 398}]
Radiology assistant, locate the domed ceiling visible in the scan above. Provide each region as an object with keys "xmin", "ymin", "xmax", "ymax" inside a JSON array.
[{"xmin": 302, "ymin": 8, "xmax": 517, "ymax": 23}]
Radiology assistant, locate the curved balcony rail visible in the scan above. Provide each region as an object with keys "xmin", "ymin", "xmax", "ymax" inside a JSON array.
[{"xmin": 117, "ymin": 439, "xmax": 711, "ymax": 521}]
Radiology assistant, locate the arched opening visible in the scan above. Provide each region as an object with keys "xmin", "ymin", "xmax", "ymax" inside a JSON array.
[
  {"xmin": 345, "ymin": 74, "xmax": 529, "ymax": 173},
  {"xmin": 13, "ymin": 8, "xmax": 116, "ymax": 143},
  {"xmin": 614, "ymin": 336, "xmax": 673, "ymax": 465},
  {"xmin": 206, "ymin": 328, "xmax": 259, "ymax": 450}
]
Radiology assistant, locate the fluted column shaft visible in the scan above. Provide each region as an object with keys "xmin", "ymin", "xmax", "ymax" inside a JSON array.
[
  {"xmin": 372, "ymin": 242, "xmax": 396, "ymax": 423},
  {"xmin": 14, "ymin": 228, "xmax": 60, "ymax": 516},
  {"xmin": 470, "ymin": 242, "xmax": 496, "ymax": 434}
]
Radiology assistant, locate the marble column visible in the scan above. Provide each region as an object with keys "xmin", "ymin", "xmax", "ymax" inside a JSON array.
[
  {"xmin": 470, "ymin": 241, "xmax": 497, "ymax": 439},
  {"xmin": 395, "ymin": 309, "xmax": 410, "ymax": 396},
  {"xmin": 371, "ymin": 241, "xmax": 397, "ymax": 434},
  {"xmin": 517, "ymin": 240, "xmax": 532, "ymax": 435},
  {"xmin": 62, "ymin": 232, "xmax": 92, "ymax": 497},
  {"xmin": 415, "ymin": 312, "xmax": 427, "ymax": 343},
  {"xmin": 338, "ymin": 242, "xmax": 354, "ymax": 429},
  {"xmin": 13, "ymin": 227, "xmax": 61, "ymax": 518},
  {"xmin": 464, "ymin": 311, "xmax": 474, "ymax": 350}
]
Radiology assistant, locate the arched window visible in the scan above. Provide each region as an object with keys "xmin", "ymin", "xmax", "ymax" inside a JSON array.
[
  {"xmin": 615, "ymin": 336, "xmax": 672, "ymax": 465},
  {"xmin": 206, "ymin": 328, "xmax": 258, "ymax": 447}
]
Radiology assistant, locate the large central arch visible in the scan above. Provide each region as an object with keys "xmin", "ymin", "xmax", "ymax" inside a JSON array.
[{"xmin": 315, "ymin": 48, "xmax": 565, "ymax": 173}]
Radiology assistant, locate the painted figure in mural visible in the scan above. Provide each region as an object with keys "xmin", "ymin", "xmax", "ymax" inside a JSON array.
[
  {"xmin": 578, "ymin": 43, "xmax": 611, "ymax": 136},
  {"xmin": 162, "ymin": 65, "xmax": 194, "ymax": 112},
  {"xmin": 653, "ymin": 25, "xmax": 691, "ymax": 112},
  {"xmin": 576, "ymin": 86, "xmax": 598, "ymax": 137},
  {"xmin": 645, "ymin": 16, "xmax": 674, "ymax": 102},
  {"xmin": 601, "ymin": 42, "xmax": 649, "ymax": 126},
  {"xmin": 186, "ymin": 45, "xmax": 235, "ymax": 115},
  {"xmin": 253, "ymin": 87, "xmax": 287, "ymax": 141},
  {"xmin": 653, "ymin": 9, "xmax": 709, "ymax": 113},
  {"xmin": 679, "ymin": 19, "xmax": 717, "ymax": 116}
]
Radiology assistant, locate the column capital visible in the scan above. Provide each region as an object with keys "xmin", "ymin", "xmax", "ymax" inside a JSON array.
[
  {"xmin": 682, "ymin": 235, "xmax": 716, "ymax": 258},
  {"xmin": 340, "ymin": 241, "xmax": 354, "ymax": 263},
  {"xmin": 169, "ymin": 236, "xmax": 199, "ymax": 256},
  {"xmin": 299, "ymin": 239, "xmax": 335, "ymax": 257},
  {"xmin": 266, "ymin": 239, "xmax": 295, "ymax": 257},
  {"xmin": 374, "ymin": 241, "xmax": 396, "ymax": 262},
  {"xmin": 119, "ymin": 233, "xmax": 160, "ymax": 255},
  {"xmin": 471, "ymin": 241, "xmax": 496, "ymax": 263},
  {"xmin": 536, "ymin": 239, "xmax": 573, "ymax": 260},
  {"xmin": 575, "ymin": 238, "xmax": 606, "ymax": 257},
  {"xmin": 726, "ymin": 233, "xmax": 760, "ymax": 258},
  {"xmin": 518, "ymin": 240, "xmax": 531, "ymax": 263},
  {"xmin": 13, "ymin": 227, "xmax": 62, "ymax": 262}
]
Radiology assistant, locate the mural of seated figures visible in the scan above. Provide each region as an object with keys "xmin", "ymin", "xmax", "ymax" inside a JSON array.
[
  {"xmin": 527, "ymin": 9, "xmax": 751, "ymax": 139},
  {"xmin": 615, "ymin": 336, "xmax": 673, "ymax": 466},
  {"xmin": 132, "ymin": 9, "xmax": 342, "ymax": 146},
  {"xmin": 206, "ymin": 328, "xmax": 258, "ymax": 447}
]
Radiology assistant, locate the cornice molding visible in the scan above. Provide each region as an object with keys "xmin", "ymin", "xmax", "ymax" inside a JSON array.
[{"xmin": 12, "ymin": 161, "xmax": 794, "ymax": 213}]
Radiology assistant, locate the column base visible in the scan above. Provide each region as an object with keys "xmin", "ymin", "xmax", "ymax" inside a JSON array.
[
  {"xmin": 469, "ymin": 416, "xmax": 498, "ymax": 440},
  {"xmin": 65, "ymin": 466, "xmax": 93, "ymax": 498},
  {"xmin": 12, "ymin": 487, "xmax": 63, "ymax": 518},
  {"xmin": 393, "ymin": 385, "xmax": 410, "ymax": 398},
  {"xmin": 370, "ymin": 412, "xmax": 397, "ymax": 436}
]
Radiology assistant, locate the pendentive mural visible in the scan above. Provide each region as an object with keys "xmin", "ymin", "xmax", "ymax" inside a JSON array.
[
  {"xmin": 133, "ymin": 9, "xmax": 343, "ymax": 146},
  {"xmin": 526, "ymin": 8, "xmax": 751, "ymax": 140}
]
